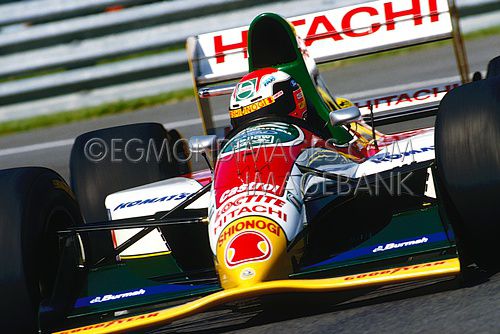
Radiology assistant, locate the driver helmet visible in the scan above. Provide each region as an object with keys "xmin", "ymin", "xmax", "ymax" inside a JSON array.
[{"xmin": 229, "ymin": 68, "xmax": 307, "ymax": 128}]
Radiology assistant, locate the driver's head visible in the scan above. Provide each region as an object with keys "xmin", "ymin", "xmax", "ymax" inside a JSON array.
[{"xmin": 229, "ymin": 68, "xmax": 307, "ymax": 128}]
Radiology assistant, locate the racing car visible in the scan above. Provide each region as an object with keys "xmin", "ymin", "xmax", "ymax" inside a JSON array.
[{"xmin": 1, "ymin": 1, "xmax": 499, "ymax": 333}]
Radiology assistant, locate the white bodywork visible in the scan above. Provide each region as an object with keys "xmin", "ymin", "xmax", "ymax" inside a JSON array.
[{"xmin": 105, "ymin": 177, "xmax": 209, "ymax": 259}]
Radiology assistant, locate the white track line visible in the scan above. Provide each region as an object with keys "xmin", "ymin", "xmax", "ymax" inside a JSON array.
[
  {"xmin": 0, "ymin": 138, "xmax": 74, "ymax": 157},
  {"xmin": 0, "ymin": 113, "xmax": 231, "ymax": 157}
]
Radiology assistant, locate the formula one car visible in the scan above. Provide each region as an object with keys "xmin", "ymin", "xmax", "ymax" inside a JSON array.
[{"xmin": 1, "ymin": 1, "xmax": 499, "ymax": 333}]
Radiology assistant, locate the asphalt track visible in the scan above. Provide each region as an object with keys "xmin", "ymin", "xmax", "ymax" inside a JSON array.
[
  {"xmin": 153, "ymin": 270, "xmax": 500, "ymax": 334},
  {"xmin": 0, "ymin": 35, "xmax": 499, "ymax": 334}
]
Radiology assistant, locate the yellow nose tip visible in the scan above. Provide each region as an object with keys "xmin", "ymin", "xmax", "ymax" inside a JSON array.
[{"xmin": 215, "ymin": 216, "xmax": 292, "ymax": 289}]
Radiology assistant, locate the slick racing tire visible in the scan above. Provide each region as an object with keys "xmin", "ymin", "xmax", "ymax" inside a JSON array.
[
  {"xmin": 435, "ymin": 76, "xmax": 500, "ymax": 272},
  {"xmin": 168, "ymin": 128, "xmax": 191, "ymax": 176},
  {"xmin": 70, "ymin": 123, "xmax": 191, "ymax": 262},
  {"xmin": 70, "ymin": 122, "xmax": 190, "ymax": 223},
  {"xmin": 0, "ymin": 167, "xmax": 83, "ymax": 333},
  {"xmin": 486, "ymin": 55, "xmax": 500, "ymax": 79}
]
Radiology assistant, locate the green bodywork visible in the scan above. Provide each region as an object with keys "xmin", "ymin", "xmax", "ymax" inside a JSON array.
[
  {"xmin": 70, "ymin": 262, "xmax": 220, "ymax": 319},
  {"xmin": 294, "ymin": 205, "xmax": 456, "ymax": 278}
]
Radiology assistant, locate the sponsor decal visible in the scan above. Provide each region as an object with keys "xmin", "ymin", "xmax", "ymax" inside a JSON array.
[
  {"xmin": 113, "ymin": 193, "xmax": 191, "ymax": 211},
  {"xmin": 214, "ymin": 194, "xmax": 287, "ymax": 233},
  {"xmin": 56, "ymin": 312, "xmax": 160, "ymax": 333},
  {"xmin": 212, "ymin": 0, "xmax": 448, "ymax": 64},
  {"xmin": 355, "ymin": 83, "xmax": 460, "ymax": 112},
  {"xmin": 293, "ymin": 88, "xmax": 306, "ymax": 111},
  {"xmin": 74, "ymin": 283, "xmax": 213, "ymax": 308},
  {"xmin": 262, "ymin": 75, "xmax": 276, "ymax": 87},
  {"xmin": 344, "ymin": 260, "xmax": 447, "ymax": 280},
  {"xmin": 235, "ymin": 78, "xmax": 257, "ymax": 101},
  {"xmin": 218, "ymin": 193, "xmax": 286, "ymax": 216},
  {"xmin": 373, "ymin": 236, "xmax": 428, "ymax": 253},
  {"xmin": 220, "ymin": 183, "xmax": 281, "ymax": 203},
  {"xmin": 303, "ymin": 232, "xmax": 448, "ymax": 269},
  {"xmin": 240, "ymin": 267, "xmax": 256, "ymax": 280},
  {"xmin": 225, "ymin": 230, "xmax": 272, "ymax": 267},
  {"xmin": 230, "ymin": 96, "xmax": 275, "ymax": 118},
  {"xmin": 220, "ymin": 123, "xmax": 303, "ymax": 155},
  {"xmin": 370, "ymin": 146, "xmax": 434, "ymax": 164},
  {"xmin": 273, "ymin": 90, "xmax": 284, "ymax": 99},
  {"xmin": 218, "ymin": 217, "xmax": 281, "ymax": 246},
  {"xmin": 90, "ymin": 289, "xmax": 145, "ymax": 304},
  {"xmin": 214, "ymin": 204, "xmax": 287, "ymax": 234}
]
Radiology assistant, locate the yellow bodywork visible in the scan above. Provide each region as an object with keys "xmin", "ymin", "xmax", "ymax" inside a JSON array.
[
  {"xmin": 55, "ymin": 258, "xmax": 460, "ymax": 334},
  {"xmin": 215, "ymin": 216, "xmax": 292, "ymax": 289}
]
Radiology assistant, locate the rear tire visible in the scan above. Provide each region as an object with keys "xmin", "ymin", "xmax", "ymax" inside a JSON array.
[
  {"xmin": 70, "ymin": 123, "xmax": 191, "ymax": 262},
  {"xmin": 0, "ymin": 167, "xmax": 83, "ymax": 333},
  {"xmin": 435, "ymin": 76, "xmax": 500, "ymax": 272},
  {"xmin": 70, "ymin": 122, "xmax": 190, "ymax": 223},
  {"xmin": 168, "ymin": 128, "xmax": 191, "ymax": 176},
  {"xmin": 486, "ymin": 55, "xmax": 500, "ymax": 79}
]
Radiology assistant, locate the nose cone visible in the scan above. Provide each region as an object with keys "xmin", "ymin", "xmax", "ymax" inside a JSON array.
[
  {"xmin": 227, "ymin": 231, "xmax": 271, "ymax": 266},
  {"xmin": 215, "ymin": 216, "xmax": 292, "ymax": 289}
]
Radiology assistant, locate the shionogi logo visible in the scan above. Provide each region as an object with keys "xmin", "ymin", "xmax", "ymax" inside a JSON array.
[{"xmin": 225, "ymin": 230, "xmax": 271, "ymax": 267}]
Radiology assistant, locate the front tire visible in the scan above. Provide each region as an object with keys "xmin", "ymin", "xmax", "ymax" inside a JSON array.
[
  {"xmin": 0, "ymin": 167, "xmax": 83, "ymax": 333},
  {"xmin": 435, "ymin": 75, "xmax": 500, "ymax": 272}
]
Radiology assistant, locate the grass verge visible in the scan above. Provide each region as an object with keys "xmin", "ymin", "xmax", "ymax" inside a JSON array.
[
  {"xmin": 1, "ymin": 25, "xmax": 499, "ymax": 137},
  {"xmin": 0, "ymin": 88, "xmax": 194, "ymax": 136}
]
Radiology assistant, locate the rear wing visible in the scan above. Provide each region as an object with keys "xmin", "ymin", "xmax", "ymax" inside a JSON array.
[
  {"xmin": 186, "ymin": 0, "xmax": 469, "ymax": 134},
  {"xmin": 355, "ymin": 79, "xmax": 461, "ymax": 125}
]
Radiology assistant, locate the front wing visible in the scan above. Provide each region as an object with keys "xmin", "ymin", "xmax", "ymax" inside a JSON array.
[{"xmin": 55, "ymin": 258, "xmax": 460, "ymax": 334}]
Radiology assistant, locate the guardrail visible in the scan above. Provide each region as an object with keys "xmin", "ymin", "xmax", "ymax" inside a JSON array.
[
  {"xmin": 0, "ymin": 0, "xmax": 156, "ymax": 27},
  {"xmin": 0, "ymin": 0, "xmax": 336, "ymax": 98},
  {"xmin": 0, "ymin": 0, "xmax": 274, "ymax": 54},
  {"xmin": 0, "ymin": 0, "xmax": 279, "ymax": 78},
  {"xmin": 0, "ymin": 0, "xmax": 498, "ymax": 122},
  {"xmin": 0, "ymin": 51, "xmax": 187, "ymax": 106}
]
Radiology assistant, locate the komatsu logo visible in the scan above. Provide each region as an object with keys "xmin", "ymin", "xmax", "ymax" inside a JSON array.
[
  {"xmin": 370, "ymin": 146, "xmax": 434, "ymax": 164},
  {"xmin": 89, "ymin": 289, "xmax": 146, "ymax": 304},
  {"xmin": 113, "ymin": 193, "xmax": 191, "ymax": 211},
  {"xmin": 372, "ymin": 237, "xmax": 429, "ymax": 253}
]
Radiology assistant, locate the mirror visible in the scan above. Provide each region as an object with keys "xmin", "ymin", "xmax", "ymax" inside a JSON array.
[
  {"xmin": 189, "ymin": 135, "xmax": 217, "ymax": 154},
  {"xmin": 472, "ymin": 71, "xmax": 483, "ymax": 81},
  {"xmin": 329, "ymin": 106, "xmax": 362, "ymax": 127}
]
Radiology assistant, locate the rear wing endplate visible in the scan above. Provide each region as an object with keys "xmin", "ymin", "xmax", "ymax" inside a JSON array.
[{"xmin": 186, "ymin": 0, "xmax": 469, "ymax": 134}]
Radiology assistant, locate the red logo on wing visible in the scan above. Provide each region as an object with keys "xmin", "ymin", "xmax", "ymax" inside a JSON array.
[{"xmin": 225, "ymin": 231, "xmax": 271, "ymax": 267}]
